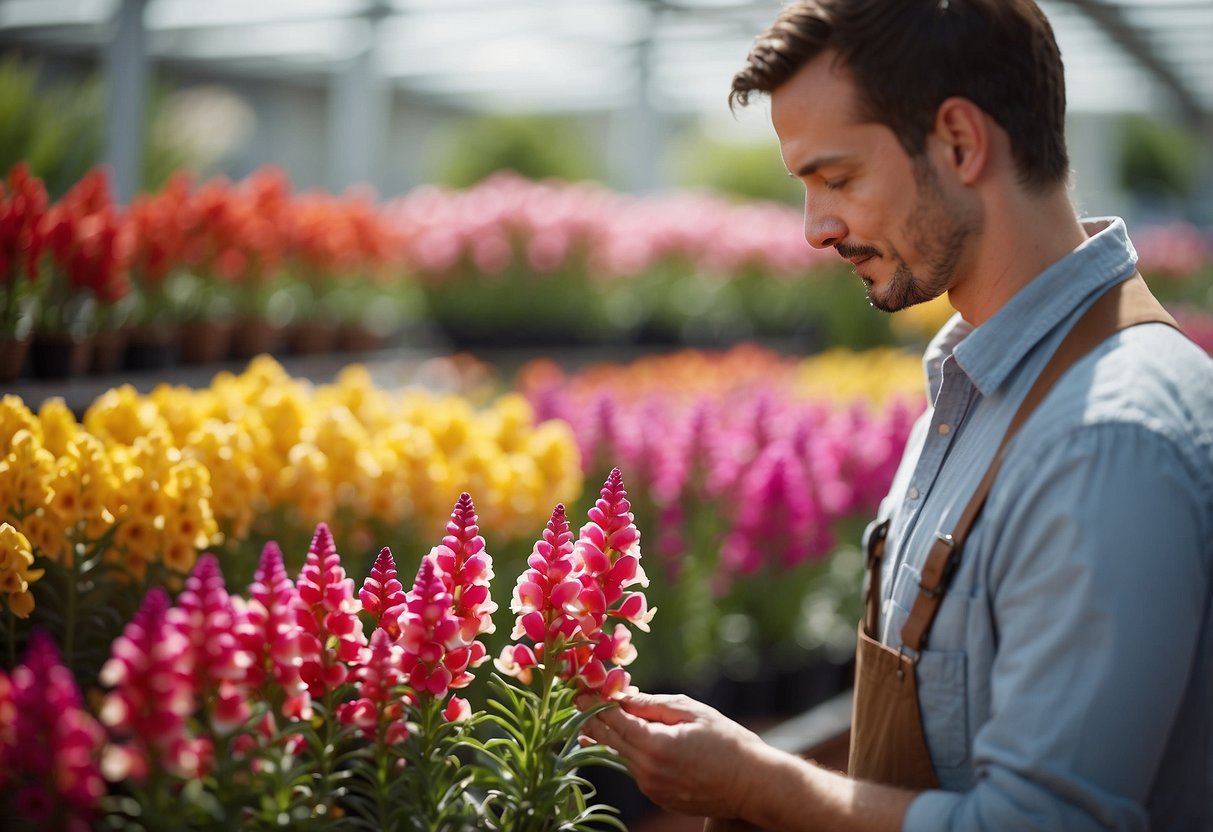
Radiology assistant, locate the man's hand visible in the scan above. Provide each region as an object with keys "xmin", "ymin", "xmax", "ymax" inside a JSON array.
[
  {"xmin": 580, "ymin": 691, "xmax": 917, "ymax": 832},
  {"xmin": 579, "ymin": 692, "xmax": 768, "ymax": 819}
]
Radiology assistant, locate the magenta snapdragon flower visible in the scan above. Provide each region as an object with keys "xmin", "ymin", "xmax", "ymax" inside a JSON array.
[
  {"xmin": 2, "ymin": 632, "xmax": 105, "ymax": 832},
  {"xmin": 336, "ymin": 628, "xmax": 409, "ymax": 743},
  {"xmin": 721, "ymin": 440, "xmax": 831, "ymax": 576},
  {"xmin": 99, "ymin": 588, "xmax": 204, "ymax": 780},
  {"xmin": 238, "ymin": 541, "xmax": 313, "ymax": 721}
]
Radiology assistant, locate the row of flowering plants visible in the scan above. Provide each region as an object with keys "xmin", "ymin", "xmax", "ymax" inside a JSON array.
[
  {"xmin": 516, "ymin": 344, "xmax": 926, "ymax": 699},
  {"xmin": 0, "ymin": 162, "xmax": 415, "ymax": 381},
  {"xmin": 0, "ymin": 472, "xmax": 650, "ymax": 831},
  {"xmin": 6, "ymin": 162, "xmax": 1212, "ymax": 379}
]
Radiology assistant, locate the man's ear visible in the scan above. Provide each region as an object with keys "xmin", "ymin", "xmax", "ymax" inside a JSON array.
[{"xmin": 931, "ymin": 96, "xmax": 990, "ymax": 186}]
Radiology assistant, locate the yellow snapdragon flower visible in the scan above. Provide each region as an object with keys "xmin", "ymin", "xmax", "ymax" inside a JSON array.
[
  {"xmin": 0, "ymin": 395, "xmax": 41, "ymax": 450},
  {"xmin": 0, "ymin": 522, "xmax": 43, "ymax": 618}
]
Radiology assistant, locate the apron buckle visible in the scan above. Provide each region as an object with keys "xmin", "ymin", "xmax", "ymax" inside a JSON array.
[{"xmin": 917, "ymin": 532, "xmax": 958, "ymax": 599}]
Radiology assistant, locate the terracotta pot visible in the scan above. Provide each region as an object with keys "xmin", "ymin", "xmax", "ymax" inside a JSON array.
[
  {"xmin": 90, "ymin": 328, "xmax": 129, "ymax": 375},
  {"xmin": 124, "ymin": 324, "xmax": 179, "ymax": 371},
  {"xmin": 338, "ymin": 324, "xmax": 387, "ymax": 353},
  {"xmin": 179, "ymin": 319, "xmax": 235, "ymax": 364},
  {"xmin": 32, "ymin": 332, "xmax": 93, "ymax": 379},
  {"xmin": 289, "ymin": 320, "xmax": 339, "ymax": 354},
  {"xmin": 230, "ymin": 318, "xmax": 287, "ymax": 360},
  {"xmin": 0, "ymin": 335, "xmax": 31, "ymax": 382}
]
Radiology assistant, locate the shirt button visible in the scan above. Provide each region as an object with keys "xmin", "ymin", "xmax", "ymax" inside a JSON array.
[
  {"xmin": 909, "ymin": 487, "xmax": 920, "ymax": 500},
  {"xmin": 938, "ymin": 423, "xmax": 951, "ymax": 435}
]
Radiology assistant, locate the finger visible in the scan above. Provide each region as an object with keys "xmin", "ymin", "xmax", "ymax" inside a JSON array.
[
  {"xmin": 581, "ymin": 711, "xmax": 643, "ymax": 761},
  {"xmin": 617, "ymin": 692, "xmax": 703, "ymax": 725}
]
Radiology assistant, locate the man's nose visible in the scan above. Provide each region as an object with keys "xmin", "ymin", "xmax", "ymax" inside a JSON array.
[{"xmin": 803, "ymin": 201, "xmax": 845, "ymax": 250}]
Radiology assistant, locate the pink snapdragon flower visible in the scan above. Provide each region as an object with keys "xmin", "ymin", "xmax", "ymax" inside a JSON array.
[
  {"xmin": 397, "ymin": 556, "xmax": 469, "ymax": 700},
  {"xmin": 171, "ymin": 554, "xmax": 254, "ymax": 734},
  {"xmin": 295, "ymin": 523, "xmax": 367, "ymax": 697},
  {"xmin": 498, "ymin": 469, "xmax": 653, "ymax": 699},
  {"xmin": 430, "ymin": 492, "xmax": 497, "ymax": 649},
  {"xmin": 2, "ymin": 632, "xmax": 105, "ymax": 832},
  {"xmin": 508, "ymin": 502, "xmax": 579, "ymax": 645},
  {"xmin": 237, "ymin": 541, "xmax": 312, "ymax": 721},
  {"xmin": 99, "ymin": 588, "xmax": 204, "ymax": 781},
  {"xmin": 336, "ymin": 628, "xmax": 409, "ymax": 743},
  {"xmin": 359, "ymin": 546, "xmax": 407, "ymax": 638}
]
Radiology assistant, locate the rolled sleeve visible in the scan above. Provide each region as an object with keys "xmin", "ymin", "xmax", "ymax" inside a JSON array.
[{"xmin": 903, "ymin": 422, "xmax": 1211, "ymax": 832}]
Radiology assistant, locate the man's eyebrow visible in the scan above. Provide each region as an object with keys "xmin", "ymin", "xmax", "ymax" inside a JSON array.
[{"xmin": 794, "ymin": 154, "xmax": 849, "ymax": 178}]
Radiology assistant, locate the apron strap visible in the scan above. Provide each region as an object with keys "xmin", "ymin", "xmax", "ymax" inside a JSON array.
[
  {"xmin": 900, "ymin": 274, "xmax": 1179, "ymax": 653},
  {"xmin": 862, "ymin": 516, "xmax": 891, "ymax": 637}
]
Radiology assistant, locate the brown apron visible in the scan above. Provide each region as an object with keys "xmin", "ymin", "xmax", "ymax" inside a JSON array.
[{"xmin": 705, "ymin": 274, "xmax": 1178, "ymax": 830}]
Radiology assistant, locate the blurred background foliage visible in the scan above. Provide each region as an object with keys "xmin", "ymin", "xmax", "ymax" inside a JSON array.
[
  {"xmin": 430, "ymin": 113, "xmax": 606, "ymax": 188},
  {"xmin": 1119, "ymin": 115, "xmax": 1203, "ymax": 201},
  {"xmin": 0, "ymin": 56, "xmax": 193, "ymax": 199}
]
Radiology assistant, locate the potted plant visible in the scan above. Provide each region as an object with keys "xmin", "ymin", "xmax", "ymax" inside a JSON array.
[
  {"xmin": 120, "ymin": 171, "xmax": 194, "ymax": 370},
  {"xmin": 0, "ymin": 163, "xmax": 47, "ymax": 381},
  {"xmin": 32, "ymin": 167, "xmax": 130, "ymax": 379}
]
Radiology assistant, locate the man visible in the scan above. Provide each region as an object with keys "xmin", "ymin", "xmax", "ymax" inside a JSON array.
[{"xmin": 580, "ymin": 1, "xmax": 1213, "ymax": 829}]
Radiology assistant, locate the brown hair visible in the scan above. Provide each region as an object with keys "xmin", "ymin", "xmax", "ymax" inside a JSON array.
[{"xmin": 730, "ymin": 0, "xmax": 1069, "ymax": 192}]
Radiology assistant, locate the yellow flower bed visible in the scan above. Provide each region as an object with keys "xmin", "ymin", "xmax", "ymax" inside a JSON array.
[
  {"xmin": 0, "ymin": 394, "xmax": 219, "ymax": 592},
  {"xmin": 0, "ymin": 358, "xmax": 582, "ymax": 618},
  {"xmin": 84, "ymin": 356, "xmax": 582, "ymax": 556}
]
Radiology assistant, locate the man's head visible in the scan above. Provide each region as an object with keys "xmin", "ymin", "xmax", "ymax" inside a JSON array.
[
  {"xmin": 733, "ymin": 0, "xmax": 1071, "ymax": 315},
  {"xmin": 730, "ymin": 0, "xmax": 1069, "ymax": 194}
]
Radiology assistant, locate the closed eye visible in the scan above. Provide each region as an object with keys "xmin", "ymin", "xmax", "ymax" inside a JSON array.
[{"xmin": 824, "ymin": 178, "xmax": 848, "ymax": 191}]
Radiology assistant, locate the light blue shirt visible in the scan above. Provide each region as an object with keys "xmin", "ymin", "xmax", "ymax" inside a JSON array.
[{"xmin": 875, "ymin": 218, "xmax": 1213, "ymax": 831}]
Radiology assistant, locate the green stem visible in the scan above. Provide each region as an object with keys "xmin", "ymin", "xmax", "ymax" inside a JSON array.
[
  {"xmin": 423, "ymin": 695, "xmax": 444, "ymax": 832},
  {"xmin": 314, "ymin": 684, "xmax": 338, "ymax": 820},
  {"xmin": 64, "ymin": 539, "xmax": 79, "ymax": 671},
  {"xmin": 519, "ymin": 664, "xmax": 559, "ymax": 832},
  {"xmin": 5, "ymin": 601, "xmax": 15, "ymax": 669},
  {"xmin": 375, "ymin": 740, "xmax": 391, "ymax": 832}
]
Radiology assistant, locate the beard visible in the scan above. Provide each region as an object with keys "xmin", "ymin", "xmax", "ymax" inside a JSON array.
[{"xmin": 848, "ymin": 159, "xmax": 980, "ymax": 314}]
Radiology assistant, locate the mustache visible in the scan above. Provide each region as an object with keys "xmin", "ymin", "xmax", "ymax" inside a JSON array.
[{"xmin": 835, "ymin": 243, "xmax": 881, "ymax": 260}]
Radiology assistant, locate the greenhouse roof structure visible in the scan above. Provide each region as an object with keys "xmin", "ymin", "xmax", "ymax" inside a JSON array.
[
  {"xmin": 1, "ymin": 0, "xmax": 1210, "ymax": 204},
  {"xmin": 1, "ymin": 0, "xmax": 1210, "ymax": 122}
]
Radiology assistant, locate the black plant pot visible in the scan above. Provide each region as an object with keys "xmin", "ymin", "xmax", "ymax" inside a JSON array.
[
  {"xmin": 124, "ymin": 325, "xmax": 179, "ymax": 371},
  {"xmin": 32, "ymin": 333, "xmax": 92, "ymax": 379}
]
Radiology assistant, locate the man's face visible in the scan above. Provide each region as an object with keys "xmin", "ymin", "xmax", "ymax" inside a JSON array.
[{"xmin": 771, "ymin": 52, "xmax": 980, "ymax": 313}]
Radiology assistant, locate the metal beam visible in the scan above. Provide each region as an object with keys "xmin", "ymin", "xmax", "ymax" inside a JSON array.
[
  {"xmin": 104, "ymin": 0, "xmax": 149, "ymax": 205},
  {"xmin": 1055, "ymin": 0, "xmax": 1206, "ymax": 127}
]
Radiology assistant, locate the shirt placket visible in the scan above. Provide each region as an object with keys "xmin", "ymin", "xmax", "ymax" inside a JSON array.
[{"xmin": 883, "ymin": 356, "xmax": 977, "ymax": 619}]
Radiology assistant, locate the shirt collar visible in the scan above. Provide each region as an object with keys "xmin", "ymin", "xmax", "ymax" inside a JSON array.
[{"xmin": 925, "ymin": 217, "xmax": 1138, "ymax": 398}]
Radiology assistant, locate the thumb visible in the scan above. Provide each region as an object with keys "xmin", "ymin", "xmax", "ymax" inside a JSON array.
[{"xmin": 618, "ymin": 692, "xmax": 705, "ymax": 725}]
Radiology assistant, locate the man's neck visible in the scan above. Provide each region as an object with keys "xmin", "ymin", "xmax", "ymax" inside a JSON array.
[{"xmin": 947, "ymin": 189, "xmax": 1090, "ymax": 327}]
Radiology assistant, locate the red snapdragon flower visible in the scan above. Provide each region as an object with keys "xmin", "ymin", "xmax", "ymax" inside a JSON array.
[{"xmin": 0, "ymin": 163, "xmax": 49, "ymax": 285}]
